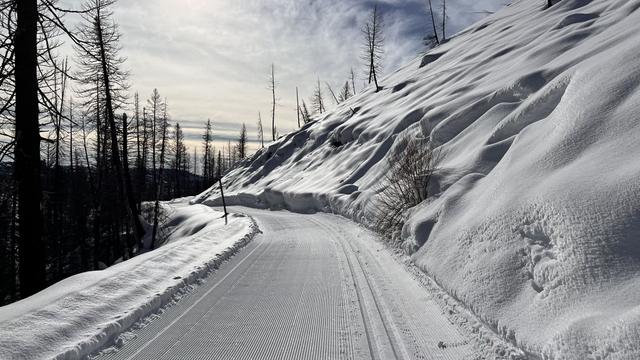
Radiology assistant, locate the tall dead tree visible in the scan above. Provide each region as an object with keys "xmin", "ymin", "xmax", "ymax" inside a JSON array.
[
  {"xmin": 257, "ymin": 112, "xmax": 264, "ymax": 149},
  {"xmin": 362, "ymin": 5, "xmax": 384, "ymax": 92},
  {"xmin": 150, "ymin": 102, "xmax": 169, "ymax": 249},
  {"xmin": 441, "ymin": 0, "xmax": 447, "ymax": 41},
  {"xmin": 14, "ymin": 0, "xmax": 46, "ymax": 296},
  {"xmin": 269, "ymin": 64, "xmax": 276, "ymax": 141},
  {"xmin": 121, "ymin": 112, "xmax": 135, "ymax": 257},
  {"xmin": 312, "ymin": 79, "xmax": 325, "ymax": 114},
  {"xmin": 296, "ymin": 87, "xmax": 301, "ymax": 128},
  {"xmin": 202, "ymin": 119, "xmax": 212, "ymax": 184},
  {"xmin": 350, "ymin": 68, "xmax": 357, "ymax": 95},
  {"xmin": 171, "ymin": 122, "xmax": 186, "ymax": 197},
  {"xmin": 425, "ymin": 0, "xmax": 440, "ymax": 46},
  {"xmin": 89, "ymin": 0, "xmax": 144, "ymax": 245},
  {"xmin": 326, "ymin": 82, "xmax": 340, "ymax": 105}
]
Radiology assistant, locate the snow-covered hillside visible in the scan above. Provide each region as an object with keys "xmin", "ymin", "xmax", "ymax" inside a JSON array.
[{"xmin": 194, "ymin": 0, "xmax": 640, "ymax": 357}]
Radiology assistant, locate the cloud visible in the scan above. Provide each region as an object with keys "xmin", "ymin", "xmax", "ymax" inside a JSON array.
[{"xmin": 60, "ymin": 0, "xmax": 504, "ymax": 152}]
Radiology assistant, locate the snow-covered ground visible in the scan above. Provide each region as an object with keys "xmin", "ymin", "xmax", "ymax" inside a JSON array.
[
  {"xmin": 93, "ymin": 207, "xmax": 524, "ymax": 360},
  {"xmin": 0, "ymin": 202, "xmax": 256, "ymax": 360},
  {"xmin": 193, "ymin": 0, "xmax": 640, "ymax": 357}
]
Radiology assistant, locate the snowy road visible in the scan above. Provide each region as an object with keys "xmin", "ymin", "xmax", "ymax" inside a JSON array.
[{"xmin": 95, "ymin": 207, "xmax": 475, "ymax": 360}]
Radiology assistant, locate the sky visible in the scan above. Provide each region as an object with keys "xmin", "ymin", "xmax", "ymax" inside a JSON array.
[{"xmin": 61, "ymin": 0, "xmax": 505, "ymax": 156}]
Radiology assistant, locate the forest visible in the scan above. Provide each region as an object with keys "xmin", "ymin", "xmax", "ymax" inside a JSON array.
[{"xmin": 0, "ymin": 0, "xmax": 254, "ymax": 305}]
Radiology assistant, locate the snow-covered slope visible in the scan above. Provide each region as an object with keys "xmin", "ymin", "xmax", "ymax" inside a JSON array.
[
  {"xmin": 0, "ymin": 202, "xmax": 256, "ymax": 359},
  {"xmin": 194, "ymin": 0, "xmax": 640, "ymax": 357}
]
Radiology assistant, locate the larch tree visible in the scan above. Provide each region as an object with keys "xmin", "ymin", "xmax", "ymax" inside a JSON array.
[
  {"xmin": 237, "ymin": 123, "xmax": 247, "ymax": 160},
  {"xmin": 362, "ymin": 5, "xmax": 384, "ymax": 92}
]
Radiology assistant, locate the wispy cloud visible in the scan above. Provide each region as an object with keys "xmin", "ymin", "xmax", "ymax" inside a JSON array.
[{"xmin": 61, "ymin": 0, "xmax": 504, "ymax": 151}]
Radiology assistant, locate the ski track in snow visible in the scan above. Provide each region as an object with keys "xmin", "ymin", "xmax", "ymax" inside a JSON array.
[{"xmin": 92, "ymin": 207, "xmax": 486, "ymax": 360}]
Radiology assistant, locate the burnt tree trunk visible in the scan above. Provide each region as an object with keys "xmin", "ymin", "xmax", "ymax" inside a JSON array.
[
  {"xmin": 15, "ymin": 0, "xmax": 46, "ymax": 297},
  {"xmin": 95, "ymin": 14, "xmax": 144, "ymax": 246}
]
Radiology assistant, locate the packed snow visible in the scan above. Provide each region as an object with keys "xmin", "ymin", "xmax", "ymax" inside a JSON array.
[
  {"xmin": 0, "ymin": 201, "xmax": 256, "ymax": 360},
  {"xmin": 193, "ymin": 0, "xmax": 640, "ymax": 357}
]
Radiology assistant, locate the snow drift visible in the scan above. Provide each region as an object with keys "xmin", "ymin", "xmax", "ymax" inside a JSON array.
[
  {"xmin": 194, "ymin": 0, "xmax": 640, "ymax": 357},
  {"xmin": 0, "ymin": 202, "xmax": 257, "ymax": 359}
]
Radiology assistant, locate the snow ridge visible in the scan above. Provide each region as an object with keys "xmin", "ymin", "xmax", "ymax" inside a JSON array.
[{"xmin": 0, "ymin": 204, "xmax": 259, "ymax": 360}]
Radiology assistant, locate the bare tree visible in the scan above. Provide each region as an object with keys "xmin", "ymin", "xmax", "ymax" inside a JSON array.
[
  {"xmin": 442, "ymin": 0, "xmax": 447, "ymax": 42},
  {"xmin": 326, "ymin": 82, "xmax": 339, "ymax": 105},
  {"xmin": 296, "ymin": 87, "xmax": 300, "ymax": 128},
  {"xmin": 151, "ymin": 101, "xmax": 169, "ymax": 249},
  {"xmin": 269, "ymin": 64, "xmax": 276, "ymax": 141},
  {"xmin": 202, "ymin": 119, "xmax": 212, "ymax": 183},
  {"xmin": 75, "ymin": 0, "xmax": 143, "ymax": 248},
  {"xmin": 171, "ymin": 122, "xmax": 186, "ymax": 197},
  {"xmin": 338, "ymin": 81, "xmax": 352, "ymax": 103},
  {"xmin": 237, "ymin": 123, "xmax": 247, "ymax": 160},
  {"xmin": 300, "ymin": 100, "xmax": 312, "ymax": 124},
  {"xmin": 362, "ymin": 5, "xmax": 384, "ymax": 92},
  {"xmin": 425, "ymin": 0, "xmax": 440, "ymax": 46},
  {"xmin": 350, "ymin": 67, "xmax": 357, "ymax": 95},
  {"xmin": 312, "ymin": 79, "xmax": 325, "ymax": 114},
  {"xmin": 14, "ymin": 0, "xmax": 46, "ymax": 296},
  {"xmin": 257, "ymin": 112, "xmax": 264, "ymax": 148}
]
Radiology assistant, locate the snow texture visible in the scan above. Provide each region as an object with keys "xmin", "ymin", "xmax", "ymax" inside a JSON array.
[
  {"xmin": 193, "ymin": 0, "xmax": 640, "ymax": 357},
  {"xmin": 0, "ymin": 201, "xmax": 257, "ymax": 360}
]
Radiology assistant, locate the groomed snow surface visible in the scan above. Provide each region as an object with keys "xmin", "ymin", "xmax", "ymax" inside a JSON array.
[
  {"xmin": 193, "ymin": 0, "xmax": 640, "ymax": 358},
  {"xmin": 92, "ymin": 207, "xmax": 523, "ymax": 360},
  {"xmin": 0, "ymin": 201, "xmax": 257, "ymax": 360}
]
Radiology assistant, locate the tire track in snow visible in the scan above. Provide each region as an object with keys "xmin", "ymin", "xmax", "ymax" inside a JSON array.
[{"xmin": 310, "ymin": 217, "xmax": 407, "ymax": 360}]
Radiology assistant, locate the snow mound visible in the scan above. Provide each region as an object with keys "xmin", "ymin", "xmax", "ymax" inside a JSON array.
[
  {"xmin": 0, "ymin": 202, "xmax": 257, "ymax": 360},
  {"xmin": 194, "ymin": 0, "xmax": 640, "ymax": 357}
]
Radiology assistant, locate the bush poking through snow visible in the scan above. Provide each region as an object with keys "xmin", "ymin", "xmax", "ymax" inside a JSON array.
[{"xmin": 372, "ymin": 136, "xmax": 438, "ymax": 243}]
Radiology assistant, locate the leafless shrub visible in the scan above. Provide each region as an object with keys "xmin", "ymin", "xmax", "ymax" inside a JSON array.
[{"xmin": 372, "ymin": 136, "xmax": 438, "ymax": 243}]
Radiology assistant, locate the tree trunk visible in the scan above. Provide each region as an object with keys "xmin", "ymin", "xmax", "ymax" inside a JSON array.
[
  {"xmin": 15, "ymin": 0, "xmax": 46, "ymax": 297},
  {"xmin": 122, "ymin": 113, "xmax": 137, "ymax": 257},
  {"xmin": 271, "ymin": 64, "xmax": 276, "ymax": 141},
  {"xmin": 296, "ymin": 87, "xmax": 300, "ymax": 128},
  {"xmin": 96, "ymin": 14, "xmax": 144, "ymax": 247},
  {"xmin": 427, "ymin": 0, "xmax": 440, "ymax": 45}
]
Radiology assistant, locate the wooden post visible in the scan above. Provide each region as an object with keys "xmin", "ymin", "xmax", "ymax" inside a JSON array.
[{"xmin": 219, "ymin": 178, "xmax": 228, "ymax": 225}]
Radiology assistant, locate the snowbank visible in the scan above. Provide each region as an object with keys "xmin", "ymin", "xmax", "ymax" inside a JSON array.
[
  {"xmin": 194, "ymin": 0, "xmax": 640, "ymax": 357},
  {"xmin": 0, "ymin": 202, "xmax": 257, "ymax": 360}
]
